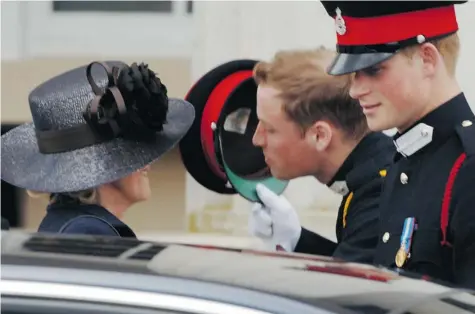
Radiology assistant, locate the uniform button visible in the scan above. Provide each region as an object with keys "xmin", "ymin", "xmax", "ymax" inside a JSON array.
[
  {"xmin": 382, "ymin": 232, "xmax": 390, "ymax": 243},
  {"xmin": 400, "ymin": 172, "xmax": 409, "ymax": 184},
  {"xmin": 416, "ymin": 34, "xmax": 426, "ymax": 44},
  {"xmin": 462, "ymin": 120, "xmax": 473, "ymax": 127}
]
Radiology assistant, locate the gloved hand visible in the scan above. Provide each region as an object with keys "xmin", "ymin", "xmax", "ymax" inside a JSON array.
[{"xmin": 248, "ymin": 183, "xmax": 302, "ymax": 252}]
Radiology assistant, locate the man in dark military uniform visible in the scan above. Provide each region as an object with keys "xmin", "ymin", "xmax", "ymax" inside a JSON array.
[
  {"xmin": 248, "ymin": 47, "xmax": 395, "ymax": 264},
  {"xmin": 321, "ymin": 1, "xmax": 475, "ymax": 288}
]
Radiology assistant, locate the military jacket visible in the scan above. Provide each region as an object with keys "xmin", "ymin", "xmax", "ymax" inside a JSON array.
[
  {"xmin": 295, "ymin": 132, "xmax": 395, "ymax": 264},
  {"xmin": 374, "ymin": 93, "xmax": 475, "ymax": 289}
]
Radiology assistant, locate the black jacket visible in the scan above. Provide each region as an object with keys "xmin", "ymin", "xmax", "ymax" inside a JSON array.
[
  {"xmin": 373, "ymin": 93, "xmax": 475, "ymax": 289},
  {"xmin": 37, "ymin": 201, "xmax": 136, "ymax": 238},
  {"xmin": 1, "ymin": 217, "xmax": 10, "ymax": 230},
  {"xmin": 294, "ymin": 132, "xmax": 395, "ymax": 264}
]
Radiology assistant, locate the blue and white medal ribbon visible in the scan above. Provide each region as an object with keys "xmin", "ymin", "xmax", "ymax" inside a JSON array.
[{"xmin": 395, "ymin": 217, "xmax": 416, "ymax": 268}]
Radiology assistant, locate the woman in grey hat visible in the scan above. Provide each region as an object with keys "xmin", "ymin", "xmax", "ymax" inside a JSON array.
[{"xmin": 1, "ymin": 61, "xmax": 195, "ymax": 238}]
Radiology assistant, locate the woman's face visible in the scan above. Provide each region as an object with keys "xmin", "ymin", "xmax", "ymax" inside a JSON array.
[{"xmin": 115, "ymin": 164, "xmax": 152, "ymax": 204}]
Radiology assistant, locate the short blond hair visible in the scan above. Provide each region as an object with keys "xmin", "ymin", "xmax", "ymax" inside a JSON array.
[
  {"xmin": 27, "ymin": 189, "xmax": 98, "ymax": 205},
  {"xmin": 253, "ymin": 46, "xmax": 368, "ymax": 139},
  {"xmin": 402, "ymin": 33, "xmax": 460, "ymax": 76}
]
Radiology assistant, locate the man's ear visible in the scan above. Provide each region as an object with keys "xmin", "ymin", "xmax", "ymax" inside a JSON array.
[
  {"xmin": 306, "ymin": 120, "xmax": 332, "ymax": 152},
  {"xmin": 419, "ymin": 42, "xmax": 440, "ymax": 77}
]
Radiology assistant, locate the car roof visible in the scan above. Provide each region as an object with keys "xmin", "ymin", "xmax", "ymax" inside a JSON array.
[{"xmin": 3, "ymin": 230, "xmax": 475, "ymax": 314}]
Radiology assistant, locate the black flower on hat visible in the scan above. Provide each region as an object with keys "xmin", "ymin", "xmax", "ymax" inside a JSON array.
[
  {"xmin": 115, "ymin": 62, "xmax": 169, "ymax": 135},
  {"xmin": 78, "ymin": 62, "xmax": 170, "ymax": 147}
]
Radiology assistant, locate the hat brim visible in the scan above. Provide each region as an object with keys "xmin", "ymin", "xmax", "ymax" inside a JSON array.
[
  {"xmin": 216, "ymin": 78, "xmax": 289, "ymax": 202},
  {"xmin": 327, "ymin": 52, "xmax": 395, "ymax": 75},
  {"xmin": 179, "ymin": 59, "xmax": 258, "ymax": 194},
  {"xmin": 1, "ymin": 98, "xmax": 195, "ymax": 193}
]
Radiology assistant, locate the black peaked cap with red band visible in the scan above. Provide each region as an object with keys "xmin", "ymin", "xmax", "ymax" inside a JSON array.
[
  {"xmin": 320, "ymin": 1, "xmax": 467, "ymax": 75},
  {"xmin": 179, "ymin": 59, "xmax": 259, "ymax": 194}
]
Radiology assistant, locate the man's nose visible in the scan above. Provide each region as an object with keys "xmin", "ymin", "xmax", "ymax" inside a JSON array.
[
  {"xmin": 349, "ymin": 75, "xmax": 370, "ymax": 100},
  {"xmin": 252, "ymin": 123, "xmax": 264, "ymax": 147}
]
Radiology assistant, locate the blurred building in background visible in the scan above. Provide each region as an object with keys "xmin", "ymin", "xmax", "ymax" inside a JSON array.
[{"xmin": 2, "ymin": 1, "xmax": 475, "ymax": 241}]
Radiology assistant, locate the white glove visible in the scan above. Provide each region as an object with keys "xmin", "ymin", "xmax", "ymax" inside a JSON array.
[{"xmin": 248, "ymin": 183, "xmax": 302, "ymax": 252}]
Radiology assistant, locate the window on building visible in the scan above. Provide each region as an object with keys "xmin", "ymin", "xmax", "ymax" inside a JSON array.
[
  {"xmin": 52, "ymin": 1, "xmax": 173, "ymax": 13},
  {"xmin": 187, "ymin": 1, "xmax": 193, "ymax": 14}
]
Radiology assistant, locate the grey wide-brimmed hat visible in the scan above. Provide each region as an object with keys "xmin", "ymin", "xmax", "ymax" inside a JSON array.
[{"xmin": 1, "ymin": 61, "xmax": 195, "ymax": 193}]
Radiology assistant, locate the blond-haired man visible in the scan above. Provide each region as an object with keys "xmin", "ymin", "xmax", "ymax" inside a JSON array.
[
  {"xmin": 248, "ymin": 47, "xmax": 395, "ymax": 263},
  {"xmin": 321, "ymin": 1, "xmax": 475, "ymax": 288}
]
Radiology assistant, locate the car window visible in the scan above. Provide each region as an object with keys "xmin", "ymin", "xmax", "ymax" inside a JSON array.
[
  {"xmin": 2, "ymin": 279, "xmax": 278, "ymax": 314},
  {"xmin": 2, "ymin": 281, "xmax": 282, "ymax": 314},
  {"xmin": 2, "ymin": 297, "xmax": 193, "ymax": 314}
]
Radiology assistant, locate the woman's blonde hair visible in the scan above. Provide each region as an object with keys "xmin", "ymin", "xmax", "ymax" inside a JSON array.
[{"xmin": 27, "ymin": 188, "xmax": 99, "ymax": 205}]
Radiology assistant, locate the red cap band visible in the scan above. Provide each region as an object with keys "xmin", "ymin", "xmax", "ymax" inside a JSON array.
[
  {"xmin": 200, "ymin": 70, "xmax": 253, "ymax": 180},
  {"xmin": 336, "ymin": 5, "xmax": 458, "ymax": 46}
]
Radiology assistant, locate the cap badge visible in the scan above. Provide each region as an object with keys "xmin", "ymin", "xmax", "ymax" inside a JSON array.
[{"xmin": 335, "ymin": 7, "xmax": 347, "ymax": 36}]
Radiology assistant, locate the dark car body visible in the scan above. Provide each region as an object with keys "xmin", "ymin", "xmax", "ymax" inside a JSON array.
[{"xmin": 2, "ymin": 230, "xmax": 475, "ymax": 314}]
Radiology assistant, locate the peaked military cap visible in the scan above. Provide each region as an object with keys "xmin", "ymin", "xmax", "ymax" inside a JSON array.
[
  {"xmin": 320, "ymin": 1, "xmax": 467, "ymax": 75},
  {"xmin": 180, "ymin": 60, "xmax": 288, "ymax": 202}
]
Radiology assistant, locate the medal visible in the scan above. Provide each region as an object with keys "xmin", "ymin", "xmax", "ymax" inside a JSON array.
[
  {"xmin": 395, "ymin": 217, "xmax": 416, "ymax": 268},
  {"xmin": 395, "ymin": 246, "xmax": 408, "ymax": 267}
]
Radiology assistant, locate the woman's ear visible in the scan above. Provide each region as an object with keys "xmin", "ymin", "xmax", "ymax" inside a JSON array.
[{"xmin": 306, "ymin": 121, "xmax": 332, "ymax": 152}]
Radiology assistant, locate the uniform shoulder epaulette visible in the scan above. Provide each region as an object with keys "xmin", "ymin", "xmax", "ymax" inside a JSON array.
[{"xmin": 455, "ymin": 120, "xmax": 475, "ymax": 157}]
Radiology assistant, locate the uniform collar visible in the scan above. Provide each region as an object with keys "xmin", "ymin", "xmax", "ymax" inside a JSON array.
[
  {"xmin": 328, "ymin": 132, "xmax": 393, "ymax": 195},
  {"xmin": 393, "ymin": 93, "xmax": 474, "ymax": 159}
]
